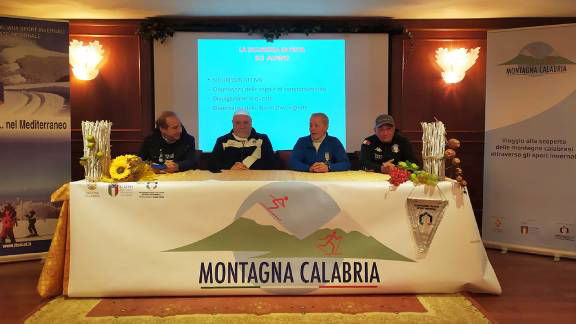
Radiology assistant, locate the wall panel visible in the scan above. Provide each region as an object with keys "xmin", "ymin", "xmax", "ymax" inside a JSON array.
[
  {"xmin": 390, "ymin": 18, "xmax": 576, "ymax": 228},
  {"xmin": 390, "ymin": 29, "xmax": 486, "ymax": 225},
  {"xmin": 68, "ymin": 18, "xmax": 576, "ymax": 228},
  {"xmin": 69, "ymin": 20, "xmax": 153, "ymax": 180}
]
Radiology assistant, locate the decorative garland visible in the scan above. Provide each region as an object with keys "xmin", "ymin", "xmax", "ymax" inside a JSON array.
[
  {"xmin": 138, "ymin": 21, "xmax": 175, "ymax": 43},
  {"xmin": 239, "ymin": 24, "xmax": 322, "ymax": 42},
  {"xmin": 138, "ymin": 18, "xmax": 405, "ymax": 43}
]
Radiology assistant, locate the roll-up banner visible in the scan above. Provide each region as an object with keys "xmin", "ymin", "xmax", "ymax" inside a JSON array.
[
  {"xmin": 0, "ymin": 17, "xmax": 70, "ymax": 262},
  {"xmin": 484, "ymin": 24, "xmax": 576, "ymax": 257}
]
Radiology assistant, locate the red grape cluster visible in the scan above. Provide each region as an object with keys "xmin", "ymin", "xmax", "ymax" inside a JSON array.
[{"xmin": 389, "ymin": 167, "xmax": 410, "ymax": 186}]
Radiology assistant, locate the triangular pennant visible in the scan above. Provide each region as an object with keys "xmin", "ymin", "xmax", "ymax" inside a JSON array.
[{"xmin": 406, "ymin": 197, "xmax": 448, "ymax": 259}]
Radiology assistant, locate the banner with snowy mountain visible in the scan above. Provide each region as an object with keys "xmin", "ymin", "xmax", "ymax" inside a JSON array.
[
  {"xmin": 68, "ymin": 180, "xmax": 500, "ymax": 296},
  {"xmin": 484, "ymin": 24, "xmax": 576, "ymax": 256},
  {"xmin": 0, "ymin": 17, "xmax": 70, "ymax": 261}
]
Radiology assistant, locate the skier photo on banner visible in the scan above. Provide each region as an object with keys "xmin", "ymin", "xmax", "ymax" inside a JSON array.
[
  {"xmin": 25, "ymin": 210, "xmax": 39, "ymax": 237},
  {"xmin": 1, "ymin": 203, "xmax": 18, "ymax": 244}
]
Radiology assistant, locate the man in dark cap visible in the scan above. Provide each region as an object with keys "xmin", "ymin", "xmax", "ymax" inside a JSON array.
[{"xmin": 360, "ymin": 114, "xmax": 417, "ymax": 174}]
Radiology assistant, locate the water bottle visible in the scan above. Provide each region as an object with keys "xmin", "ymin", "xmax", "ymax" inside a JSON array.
[
  {"xmin": 158, "ymin": 149, "xmax": 165, "ymax": 163},
  {"xmin": 324, "ymin": 152, "xmax": 331, "ymax": 169}
]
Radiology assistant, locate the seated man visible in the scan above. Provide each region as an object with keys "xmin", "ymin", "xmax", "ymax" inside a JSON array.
[
  {"xmin": 211, "ymin": 110, "xmax": 275, "ymax": 170},
  {"xmin": 138, "ymin": 111, "xmax": 196, "ymax": 173},
  {"xmin": 290, "ymin": 113, "xmax": 350, "ymax": 173},
  {"xmin": 360, "ymin": 114, "xmax": 417, "ymax": 174}
]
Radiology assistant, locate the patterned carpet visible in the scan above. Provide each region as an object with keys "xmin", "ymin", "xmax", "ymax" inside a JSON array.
[{"xmin": 26, "ymin": 293, "xmax": 493, "ymax": 323}]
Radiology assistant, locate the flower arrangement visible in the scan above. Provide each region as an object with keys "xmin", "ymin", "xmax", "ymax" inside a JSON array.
[
  {"xmin": 391, "ymin": 137, "xmax": 467, "ymax": 188},
  {"xmin": 79, "ymin": 121, "xmax": 156, "ymax": 183},
  {"xmin": 389, "ymin": 161, "xmax": 440, "ymax": 187},
  {"xmin": 421, "ymin": 119, "xmax": 468, "ymax": 187},
  {"xmin": 101, "ymin": 155, "xmax": 156, "ymax": 183}
]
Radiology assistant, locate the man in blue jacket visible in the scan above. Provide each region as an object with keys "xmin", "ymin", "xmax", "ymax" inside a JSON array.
[
  {"xmin": 138, "ymin": 111, "xmax": 197, "ymax": 173},
  {"xmin": 290, "ymin": 113, "xmax": 350, "ymax": 172}
]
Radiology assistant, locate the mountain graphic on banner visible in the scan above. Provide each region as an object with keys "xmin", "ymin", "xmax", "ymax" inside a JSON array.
[
  {"xmin": 167, "ymin": 182, "xmax": 413, "ymax": 261},
  {"xmin": 499, "ymin": 54, "xmax": 575, "ymax": 65},
  {"xmin": 499, "ymin": 42, "xmax": 575, "ymax": 65},
  {"xmin": 234, "ymin": 182, "xmax": 343, "ymax": 239},
  {"xmin": 166, "ymin": 218, "xmax": 413, "ymax": 261}
]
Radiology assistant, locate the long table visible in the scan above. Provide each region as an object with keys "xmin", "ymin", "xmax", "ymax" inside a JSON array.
[{"xmin": 38, "ymin": 170, "xmax": 501, "ymax": 297}]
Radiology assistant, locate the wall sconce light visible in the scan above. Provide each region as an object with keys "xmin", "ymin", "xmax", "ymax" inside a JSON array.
[
  {"xmin": 69, "ymin": 40, "xmax": 104, "ymax": 80},
  {"xmin": 435, "ymin": 47, "xmax": 480, "ymax": 84}
]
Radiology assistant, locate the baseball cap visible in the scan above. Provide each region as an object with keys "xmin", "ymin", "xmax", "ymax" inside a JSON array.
[{"xmin": 375, "ymin": 114, "xmax": 395, "ymax": 128}]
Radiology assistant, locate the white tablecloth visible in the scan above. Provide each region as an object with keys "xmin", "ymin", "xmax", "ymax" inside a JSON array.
[{"xmin": 68, "ymin": 170, "xmax": 501, "ymax": 297}]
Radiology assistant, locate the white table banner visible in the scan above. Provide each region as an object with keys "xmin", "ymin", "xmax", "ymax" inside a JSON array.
[{"xmin": 69, "ymin": 178, "xmax": 500, "ymax": 296}]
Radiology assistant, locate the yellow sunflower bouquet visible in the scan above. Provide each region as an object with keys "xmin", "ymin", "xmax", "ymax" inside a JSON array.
[{"xmin": 102, "ymin": 154, "xmax": 156, "ymax": 182}]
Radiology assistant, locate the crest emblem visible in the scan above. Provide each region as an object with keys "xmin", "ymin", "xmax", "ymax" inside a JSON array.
[
  {"xmin": 146, "ymin": 181, "xmax": 158, "ymax": 190},
  {"xmin": 406, "ymin": 185, "xmax": 448, "ymax": 259},
  {"xmin": 419, "ymin": 212, "xmax": 433, "ymax": 225},
  {"xmin": 495, "ymin": 218, "xmax": 502, "ymax": 228},
  {"xmin": 107, "ymin": 184, "xmax": 119, "ymax": 197},
  {"xmin": 392, "ymin": 144, "xmax": 400, "ymax": 153}
]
